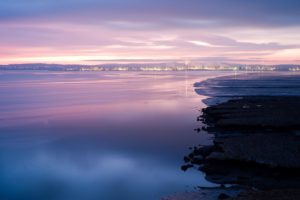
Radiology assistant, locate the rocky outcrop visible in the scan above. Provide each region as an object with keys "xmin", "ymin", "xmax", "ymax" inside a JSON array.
[{"xmin": 182, "ymin": 96, "xmax": 300, "ymax": 190}]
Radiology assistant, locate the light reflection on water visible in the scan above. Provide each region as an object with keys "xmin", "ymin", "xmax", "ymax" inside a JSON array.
[{"xmin": 0, "ymin": 71, "xmax": 231, "ymax": 200}]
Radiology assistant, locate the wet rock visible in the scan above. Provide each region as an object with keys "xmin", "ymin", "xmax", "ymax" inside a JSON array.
[
  {"xmin": 215, "ymin": 134, "xmax": 300, "ymax": 168},
  {"xmin": 218, "ymin": 193, "xmax": 230, "ymax": 199},
  {"xmin": 231, "ymin": 189, "xmax": 300, "ymax": 200},
  {"xmin": 206, "ymin": 152, "xmax": 226, "ymax": 161},
  {"xmin": 184, "ymin": 96, "xmax": 300, "ymax": 190},
  {"xmin": 181, "ymin": 74, "xmax": 300, "ymax": 199},
  {"xmin": 196, "ymin": 146, "xmax": 215, "ymax": 157},
  {"xmin": 184, "ymin": 156, "xmax": 190, "ymax": 163},
  {"xmin": 202, "ymin": 96, "xmax": 300, "ymax": 131},
  {"xmin": 161, "ymin": 186, "xmax": 243, "ymax": 200},
  {"xmin": 190, "ymin": 155, "xmax": 204, "ymax": 164},
  {"xmin": 181, "ymin": 164, "xmax": 193, "ymax": 171}
]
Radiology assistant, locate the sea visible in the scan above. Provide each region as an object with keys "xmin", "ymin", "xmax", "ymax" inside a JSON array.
[{"xmin": 0, "ymin": 70, "xmax": 234, "ymax": 200}]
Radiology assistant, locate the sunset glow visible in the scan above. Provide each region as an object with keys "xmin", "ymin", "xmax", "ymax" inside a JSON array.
[{"xmin": 1, "ymin": 0, "xmax": 300, "ymax": 64}]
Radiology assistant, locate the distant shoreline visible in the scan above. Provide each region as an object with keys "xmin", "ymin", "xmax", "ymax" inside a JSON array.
[{"xmin": 1, "ymin": 63, "xmax": 300, "ymax": 72}]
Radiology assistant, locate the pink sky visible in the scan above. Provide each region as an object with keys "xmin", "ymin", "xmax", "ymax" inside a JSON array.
[{"xmin": 1, "ymin": 0, "xmax": 300, "ymax": 65}]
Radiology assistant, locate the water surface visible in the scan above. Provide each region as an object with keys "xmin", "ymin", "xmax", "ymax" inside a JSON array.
[{"xmin": 0, "ymin": 71, "xmax": 231, "ymax": 200}]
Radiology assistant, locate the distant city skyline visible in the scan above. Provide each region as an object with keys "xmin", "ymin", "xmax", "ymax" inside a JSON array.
[{"xmin": 1, "ymin": 0, "xmax": 300, "ymax": 64}]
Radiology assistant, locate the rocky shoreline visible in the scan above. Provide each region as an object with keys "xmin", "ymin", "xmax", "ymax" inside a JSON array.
[
  {"xmin": 164, "ymin": 73, "xmax": 300, "ymax": 200},
  {"xmin": 183, "ymin": 96, "xmax": 300, "ymax": 189}
]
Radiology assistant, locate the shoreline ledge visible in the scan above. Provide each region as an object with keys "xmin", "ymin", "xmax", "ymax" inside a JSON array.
[{"xmin": 164, "ymin": 73, "xmax": 300, "ymax": 200}]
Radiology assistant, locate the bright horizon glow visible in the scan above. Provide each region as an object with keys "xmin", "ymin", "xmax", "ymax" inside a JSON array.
[{"xmin": 1, "ymin": 0, "xmax": 300, "ymax": 65}]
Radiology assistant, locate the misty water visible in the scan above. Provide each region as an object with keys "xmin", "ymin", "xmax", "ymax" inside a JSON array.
[{"xmin": 0, "ymin": 71, "xmax": 233, "ymax": 200}]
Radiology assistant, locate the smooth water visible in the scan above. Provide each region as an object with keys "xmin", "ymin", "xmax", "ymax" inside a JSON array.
[{"xmin": 0, "ymin": 71, "xmax": 231, "ymax": 200}]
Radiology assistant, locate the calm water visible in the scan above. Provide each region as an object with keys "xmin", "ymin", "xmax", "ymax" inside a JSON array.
[{"xmin": 0, "ymin": 71, "xmax": 231, "ymax": 200}]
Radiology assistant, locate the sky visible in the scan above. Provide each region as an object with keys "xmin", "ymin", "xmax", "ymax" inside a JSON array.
[{"xmin": 1, "ymin": 0, "xmax": 300, "ymax": 65}]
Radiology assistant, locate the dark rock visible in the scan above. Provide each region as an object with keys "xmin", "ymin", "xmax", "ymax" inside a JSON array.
[
  {"xmin": 181, "ymin": 164, "xmax": 193, "ymax": 171},
  {"xmin": 178, "ymin": 74, "xmax": 300, "ymax": 200},
  {"xmin": 184, "ymin": 156, "xmax": 190, "ymax": 163},
  {"xmin": 232, "ymin": 189, "xmax": 300, "ymax": 200},
  {"xmin": 218, "ymin": 193, "xmax": 230, "ymax": 199}
]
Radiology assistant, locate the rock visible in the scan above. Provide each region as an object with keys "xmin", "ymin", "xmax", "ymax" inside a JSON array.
[
  {"xmin": 232, "ymin": 189, "xmax": 300, "ymax": 200},
  {"xmin": 217, "ymin": 134, "xmax": 300, "ymax": 168},
  {"xmin": 190, "ymin": 155, "xmax": 204, "ymax": 164},
  {"xmin": 183, "ymin": 74, "xmax": 300, "ymax": 199},
  {"xmin": 161, "ymin": 186, "xmax": 243, "ymax": 200},
  {"xmin": 218, "ymin": 193, "xmax": 230, "ymax": 199},
  {"xmin": 206, "ymin": 152, "xmax": 226, "ymax": 161},
  {"xmin": 184, "ymin": 156, "xmax": 190, "ymax": 163},
  {"xmin": 195, "ymin": 145, "xmax": 215, "ymax": 157},
  {"xmin": 202, "ymin": 96, "xmax": 300, "ymax": 130},
  {"xmin": 181, "ymin": 164, "xmax": 193, "ymax": 171}
]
